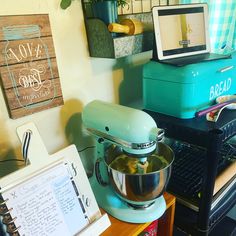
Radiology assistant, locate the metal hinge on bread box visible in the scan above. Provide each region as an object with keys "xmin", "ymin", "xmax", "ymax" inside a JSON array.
[{"xmin": 85, "ymin": 13, "xmax": 154, "ymax": 58}]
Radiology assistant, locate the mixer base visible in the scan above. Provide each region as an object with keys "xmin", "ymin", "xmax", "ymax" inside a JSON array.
[{"xmin": 126, "ymin": 201, "xmax": 155, "ymax": 209}]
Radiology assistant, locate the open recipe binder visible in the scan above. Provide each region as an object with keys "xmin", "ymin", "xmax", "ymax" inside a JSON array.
[{"xmin": 0, "ymin": 123, "xmax": 110, "ymax": 236}]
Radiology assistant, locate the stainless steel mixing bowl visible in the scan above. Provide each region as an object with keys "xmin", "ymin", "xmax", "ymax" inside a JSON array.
[{"xmin": 104, "ymin": 142, "xmax": 174, "ymax": 208}]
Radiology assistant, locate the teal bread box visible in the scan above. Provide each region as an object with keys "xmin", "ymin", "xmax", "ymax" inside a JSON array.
[{"xmin": 143, "ymin": 55, "xmax": 236, "ymax": 119}]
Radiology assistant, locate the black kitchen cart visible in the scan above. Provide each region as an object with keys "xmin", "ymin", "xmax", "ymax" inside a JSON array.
[{"xmin": 144, "ymin": 109, "xmax": 236, "ymax": 236}]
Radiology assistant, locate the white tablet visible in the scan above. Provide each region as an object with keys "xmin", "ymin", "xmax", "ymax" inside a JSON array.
[{"xmin": 152, "ymin": 4, "xmax": 211, "ymax": 60}]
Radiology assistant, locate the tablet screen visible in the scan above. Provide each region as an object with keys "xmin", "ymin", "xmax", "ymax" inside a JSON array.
[{"xmin": 152, "ymin": 4, "xmax": 210, "ymax": 60}]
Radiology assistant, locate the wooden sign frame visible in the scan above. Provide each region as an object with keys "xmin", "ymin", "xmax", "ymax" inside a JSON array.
[{"xmin": 0, "ymin": 14, "xmax": 64, "ymax": 119}]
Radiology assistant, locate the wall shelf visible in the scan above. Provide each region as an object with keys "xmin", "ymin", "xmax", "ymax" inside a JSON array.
[{"xmin": 85, "ymin": 13, "xmax": 154, "ymax": 58}]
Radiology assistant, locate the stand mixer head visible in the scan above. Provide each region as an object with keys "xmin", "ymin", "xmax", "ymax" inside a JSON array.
[
  {"xmin": 82, "ymin": 100, "xmax": 174, "ymax": 221},
  {"xmin": 82, "ymin": 100, "xmax": 164, "ymax": 154}
]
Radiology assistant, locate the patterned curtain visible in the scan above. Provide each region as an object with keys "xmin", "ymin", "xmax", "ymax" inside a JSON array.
[{"xmin": 180, "ymin": 0, "xmax": 236, "ymax": 54}]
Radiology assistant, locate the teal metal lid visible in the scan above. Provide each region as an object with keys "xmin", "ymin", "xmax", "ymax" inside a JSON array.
[{"xmin": 143, "ymin": 57, "xmax": 234, "ymax": 84}]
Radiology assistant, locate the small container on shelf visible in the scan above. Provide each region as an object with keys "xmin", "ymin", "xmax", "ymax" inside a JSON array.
[
  {"xmin": 85, "ymin": 13, "xmax": 154, "ymax": 58},
  {"xmin": 138, "ymin": 219, "xmax": 158, "ymax": 236}
]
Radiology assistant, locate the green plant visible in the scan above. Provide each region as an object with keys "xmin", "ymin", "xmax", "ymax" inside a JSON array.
[
  {"xmin": 60, "ymin": 0, "xmax": 74, "ymax": 9},
  {"xmin": 117, "ymin": 0, "xmax": 128, "ymax": 8},
  {"xmin": 88, "ymin": 0, "xmax": 128, "ymax": 7},
  {"xmin": 60, "ymin": 0, "xmax": 128, "ymax": 10}
]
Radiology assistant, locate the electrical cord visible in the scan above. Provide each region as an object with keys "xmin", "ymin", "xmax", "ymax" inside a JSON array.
[
  {"xmin": 0, "ymin": 145, "xmax": 96, "ymax": 164},
  {"xmin": 77, "ymin": 146, "xmax": 95, "ymax": 153},
  {"xmin": 0, "ymin": 159, "xmax": 25, "ymax": 163},
  {"xmin": 0, "ymin": 129, "xmax": 31, "ymax": 166}
]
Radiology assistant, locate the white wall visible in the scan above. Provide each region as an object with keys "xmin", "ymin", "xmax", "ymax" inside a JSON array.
[
  {"xmin": 0, "ymin": 0, "xmax": 152, "ymax": 177},
  {"xmin": 0, "ymin": 0, "xmax": 235, "ymax": 224}
]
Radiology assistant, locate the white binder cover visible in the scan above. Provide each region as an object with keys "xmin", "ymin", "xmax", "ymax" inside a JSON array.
[{"xmin": 0, "ymin": 123, "xmax": 110, "ymax": 236}]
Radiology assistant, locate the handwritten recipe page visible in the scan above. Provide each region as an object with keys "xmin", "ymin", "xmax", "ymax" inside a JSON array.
[{"xmin": 2, "ymin": 162, "xmax": 89, "ymax": 236}]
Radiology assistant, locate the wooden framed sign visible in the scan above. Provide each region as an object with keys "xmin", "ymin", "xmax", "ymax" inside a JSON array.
[{"xmin": 0, "ymin": 14, "xmax": 64, "ymax": 119}]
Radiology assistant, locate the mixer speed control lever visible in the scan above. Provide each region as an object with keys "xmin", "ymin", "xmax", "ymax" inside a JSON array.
[{"xmin": 95, "ymin": 158, "xmax": 108, "ymax": 187}]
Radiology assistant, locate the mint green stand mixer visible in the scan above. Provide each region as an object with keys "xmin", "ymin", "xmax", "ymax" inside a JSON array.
[{"xmin": 82, "ymin": 100, "xmax": 174, "ymax": 223}]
